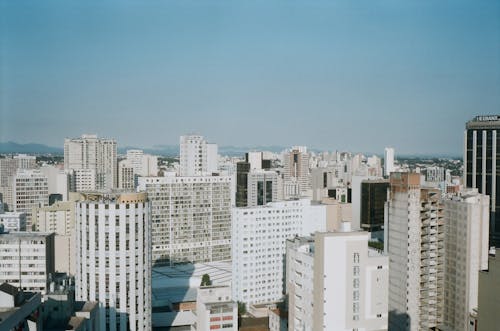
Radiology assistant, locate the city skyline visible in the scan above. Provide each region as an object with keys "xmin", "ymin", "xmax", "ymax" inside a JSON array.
[{"xmin": 2, "ymin": 0, "xmax": 499, "ymax": 155}]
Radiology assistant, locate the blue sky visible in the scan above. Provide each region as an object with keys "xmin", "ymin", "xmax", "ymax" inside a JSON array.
[{"xmin": 1, "ymin": 0, "xmax": 499, "ymax": 155}]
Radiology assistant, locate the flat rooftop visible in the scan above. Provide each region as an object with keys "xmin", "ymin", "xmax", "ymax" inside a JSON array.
[{"xmin": 152, "ymin": 261, "xmax": 232, "ymax": 308}]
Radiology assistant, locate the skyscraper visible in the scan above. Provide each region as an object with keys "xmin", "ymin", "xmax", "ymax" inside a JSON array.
[
  {"xmin": 64, "ymin": 134, "xmax": 117, "ymax": 191},
  {"xmin": 12, "ymin": 169, "xmax": 49, "ymax": 229},
  {"xmin": 385, "ymin": 172, "xmax": 444, "ymax": 331},
  {"xmin": 384, "ymin": 147, "xmax": 395, "ymax": 177},
  {"xmin": 283, "ymin": 146, "xmax": 310, "ymax": 198},
  {"xmin": 442, "ymin": 190, "xmax": 489, "ymax": 331},
  {"xmin": 465, "ymin": 115, "xmax": 500, "ymax": 247},
  {"xmin": 75, "ymin": 192, "xmax": 151, "ymax": 331}
]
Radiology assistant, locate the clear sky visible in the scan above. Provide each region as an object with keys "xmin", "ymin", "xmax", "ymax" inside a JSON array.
[{"xmin": 1, "ymin": 0, "xmax": 499, "ymax": 155}]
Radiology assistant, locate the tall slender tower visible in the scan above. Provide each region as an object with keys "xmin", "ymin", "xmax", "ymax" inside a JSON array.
[
  {"xmin": 384, "ymin": 147, "xmax": 395, "ymax": 177},
  {"xmin": 465, "ymin": 115, "xmax": 500, "ymax": 247},
  {"xmin": 75, "ymin": 192, "xmax": 151, "ymax": 331}
]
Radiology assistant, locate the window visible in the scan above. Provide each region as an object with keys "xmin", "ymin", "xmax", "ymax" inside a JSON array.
[
  {"xmin": 353, "ymin": 266, "xmax": 360, "ymax": 276},
  {"xmin": 353, "ymin": 253, "xmax": 360, "ymax": 263},
  {"xmin": 353, "ymin": 279, "xmax": 359, "ymax": 288}
]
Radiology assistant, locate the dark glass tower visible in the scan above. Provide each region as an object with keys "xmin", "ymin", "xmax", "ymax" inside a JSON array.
[
  {"xmin": 465, "ymin": 115, "xmax": 500, "ymax": 247},
  {"xmin": 360, "ymin": 179, "xmax": 389, "ymax": 231}
]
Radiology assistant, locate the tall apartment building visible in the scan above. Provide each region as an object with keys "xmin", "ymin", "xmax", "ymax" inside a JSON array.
[
  {"xmin": 231, "ymin": 199, "xmax": 326, "ymax": 305},
  {"xmin": 12, "ymin": 169, "xmax": 49, "ymax": 230},
  {"xmin": 33, "ymin": 201, "xmax": 76, "ymax": 275},
  {"xmin": 384, "ymin": 147, "xmax": 395, "ymax": 177},
  {"xmin": 40, "ymin": 165, "xmax": 69, "ymax": 201},
  {"xmin": 442, "ymin": 190, "xmax": 490, "ymax": 331},
  {"xmin": 118, "ymin": 150, "xmax": 159, "ymax": 190},
  {"xmin": 286, "ymin": 236, "xmax": 315, "ymax": 331},
  {"xmin": 64, "ymin": 134, "xmax": 117, "ymax": 191},
  {"xmin": 0, "ymin": 231, "xmax": 55, "ymax": 295},
  {"xmin": 464, "ymin": 115, "xmax": 500, "ymax": 247},
  {"xmin": 192, "ymin": 286, "xmax": 237, "ymax": 331},
  {"xmin": 385, "ymin": 172, "xmax": 445, "ymax": 331},
  {"xmin": 0, "ymin": 154, "xmax": 37, "ymax": 211},
  {"xmin": 137, "ymin": 175, "xmax": 232, "ymax": 265},
  {"xmin": 286, "ymin": 229, "xmax": 388, "ymax": 331},
  {"xmin": 75, "ymin": 192, "xmax": 151, "ymax": 331},
  {"xmin": 180, "ymin": 135, "xmax": 218, "ymax": 176},
  {"xmin": 118, "ymin": 159, "xmax": 135, "ymax": 190},
  {"xmin": 125, "ymin": 149, "xmax": 158, "ymax": 177},
  {"xmin": 283, "ymin": 146, "xmax": 310, "ymax": 198}
]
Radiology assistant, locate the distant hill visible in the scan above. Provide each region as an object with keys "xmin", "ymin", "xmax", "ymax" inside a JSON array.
[
  {"xmin": 0, "ymin": 141, "xmax": 63, "ymax": 155},
  {"xmin": 0, "ymin": 141, "xmax": 461, "ymax": 159}
]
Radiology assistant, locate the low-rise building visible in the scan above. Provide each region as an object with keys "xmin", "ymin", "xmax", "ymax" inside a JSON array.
[{"xmin": 0, "ymin": 283, "xmax": 42, "ymax": 331}]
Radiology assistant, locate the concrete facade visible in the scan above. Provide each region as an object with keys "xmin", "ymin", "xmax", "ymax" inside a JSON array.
[
  {"xmin": 75, "ymin": 192, "xmax": 151, "ymax": 331},
  {"xmin": 138, "ymin": 175, "xmax": 232, "ymax": 265},
  {"xmin": 232, "ymin": 199, "xmax": 326, "ymax": 305},
  {"xmin": 0, "ymin": 231, "xmax": 55, "ymax": 295}
]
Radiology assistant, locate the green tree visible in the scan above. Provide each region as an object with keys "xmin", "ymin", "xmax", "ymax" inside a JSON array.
[
  {"xmin": 237, "ymin": 301, "xmax": 246, "ymax": 316},
  {"xmin": 200, "ymin": 273, "xmax": 212, "ymax": 286}
]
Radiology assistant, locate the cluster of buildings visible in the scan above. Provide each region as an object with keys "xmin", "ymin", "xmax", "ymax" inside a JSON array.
[{"xmin": 0, "ymin": 115, "xmax": 499, "ymax": 330}]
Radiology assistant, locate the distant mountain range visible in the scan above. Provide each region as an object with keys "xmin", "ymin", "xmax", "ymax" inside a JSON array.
[
  {"xmin": 0, "ymin": 141, "xmax": 461, "ymax": 159},
  {"xmin": 0, "ymin": 141, "xmax": 63, "ymax": 155},
  {"xmin": 0, "ymin": 141, "xmax": 289, "ymax": 157}
]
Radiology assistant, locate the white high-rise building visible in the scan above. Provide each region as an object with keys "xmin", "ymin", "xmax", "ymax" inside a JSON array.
[
  {"xmin": 64, "ymin": 134, "xmax": 117, "ymax": 191},
  {"xmin": 137, "ymin": 175, "xmax": 232, "ymax": 265},
  {"xmin": 231, "ymin": 199, "xmax": 326, "ymax": 305},
  {"xmin": 126, "ymin": 149, "xmax": 158, "ymax": 177},
  {"xmin": 118, "ymin": 150, "xmax": 159, "ymax": 190},
  {"xmin": 180, "ymin": 135, "xmax": 218, "ymax": 176},
  {"xmin": 384, "ymin": 147, "xmax": 395, "ymax": 177},
  {"xmin": 283, "ymin": 146, "xmax": 310, "ymax": 198},
  {"xmin": 0, "ymin": 155, "xmax": 37, "ymax": 211},
  {"xmin": 310, "ymin": 229, "xmax": 388, "ymax": 331},
  {"xmin": 75, "ymin": 192, "xmax": 151, "ymax": 331},
  {"xmin": 118, "ymin": 159, "xmax": 135, "ymax": 190},
  {"xmin": 40, "ymin": 165, "xmax": 69, "ymax": 201},
  {"xmin": 12, "ymin": 169, "xmax": 49, "ymax": 230},
  {"xmin": 442, "ymin": 190, "xmax": 490, "ymax": 331},
  {"xmin": 34, "ymin": 201, "xmax": 76, "ymax": 275},
  {"xmin": 385, "ymin": 172, "xmax": 444, "ymax": 331},
  {"xmin": 13, "ymin": 154, "xmax": 36, "ymax": 170},
  {"xmin": 286, "ymin": 236, "xmax": 315, "ymax": 331},
  {"xmin": 0, "ymin": 231, "xmax": 55, "ymax": 295},
  {"xmin": 206, "ymin": 143, "xmax": 219, "ymax": 174}
]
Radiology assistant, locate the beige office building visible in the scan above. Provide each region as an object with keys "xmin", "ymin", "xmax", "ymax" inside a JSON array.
[
  {"xmin": 385, "ymin": 172, "xmax": 445, "ymax": 331},
  {"xmin": 33, "ymin": 201, "xmax": 76, "ymax": 275}
]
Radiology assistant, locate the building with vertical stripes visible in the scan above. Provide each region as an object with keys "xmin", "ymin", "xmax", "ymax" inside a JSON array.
[
  {"xmin": 75, "ymin": 192, "xmax": 151, "ymax": 331},
  {"xmin": 465, "ymin": 115, "xmax": 500, "ymax": 247}
]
